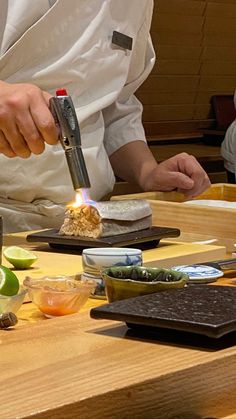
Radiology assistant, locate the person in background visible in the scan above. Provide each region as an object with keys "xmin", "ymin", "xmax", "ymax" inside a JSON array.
[
  {"xmin": 0, "ymin": 0, "xmax": 210, "ymax": 233},
  {"xmin": 221, "ymin": 91, "xmax": 236, "ymax": 183}
]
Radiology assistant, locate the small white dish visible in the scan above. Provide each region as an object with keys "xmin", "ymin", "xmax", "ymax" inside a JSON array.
[
  {"xmin": 82, "ymin": 247, "xmax": 142, "ymax": 276},
  {"xmin": 171, "ymin": 264, "xmax": 223, "ymax": 283}
]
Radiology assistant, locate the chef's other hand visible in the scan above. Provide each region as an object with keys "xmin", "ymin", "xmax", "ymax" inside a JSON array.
[
  {"xmin": 143, "ymin": 153, "xmax": 211, "ymax": 198},
  {"xmin": 0, "ymin": 81, "xmax": 58, "ymax": 158}
]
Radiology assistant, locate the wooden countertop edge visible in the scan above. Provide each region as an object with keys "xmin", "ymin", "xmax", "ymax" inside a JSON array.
[{"xmin": 2, "ymin": 310, "xmax": 236, "ymax": 418}]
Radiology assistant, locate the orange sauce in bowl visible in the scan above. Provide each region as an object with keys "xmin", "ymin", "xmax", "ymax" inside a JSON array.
[{"xmin": 38, "ymin": 304, "xmax": 78, "ymax": 316}]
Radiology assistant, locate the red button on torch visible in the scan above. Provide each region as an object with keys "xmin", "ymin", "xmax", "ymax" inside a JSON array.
[{"xmin": 56, "ymin": 88, "xmax": 68, "ymax": 96}]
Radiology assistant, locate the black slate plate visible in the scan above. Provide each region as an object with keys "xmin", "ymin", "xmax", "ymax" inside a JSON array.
[
  {"xmin": 26, "ymin": 226, "xmax": 180, "ymax": 250},
  {"xmin": 90, "ymin": 285, "xmax": 236, "ymax": 338}
]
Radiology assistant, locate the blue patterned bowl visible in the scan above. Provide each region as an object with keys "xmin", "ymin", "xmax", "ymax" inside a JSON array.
[{"xmin": 82, "ymin": 247, "xmax": 142, "ymax": 276}]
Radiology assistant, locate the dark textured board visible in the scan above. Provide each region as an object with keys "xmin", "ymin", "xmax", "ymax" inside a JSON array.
[
  {"xmin": 26, "ymin": 226, "xmax": 180, "ymax": 250},
  {"xmin": 90, "ymin": 285, "xmax": 236, "ymax": 338}
]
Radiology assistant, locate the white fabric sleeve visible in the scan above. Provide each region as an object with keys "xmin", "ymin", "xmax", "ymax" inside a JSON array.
[
  {"xmin": 221, "ymin": 120, "xmax": 236, "ymax": 173},
  {"xmin": 103, "ymin": 3, "xmax": 155, "ymax": 157},
  {"xmin": 221, "ymin": 88, "xmax": 236, "ymax": 173}
]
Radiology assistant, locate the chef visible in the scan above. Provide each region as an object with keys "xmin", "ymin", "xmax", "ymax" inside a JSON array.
[
  {"xmin": 221, "ymin": 91, "xmax": 236, "ymax": 183},
  {"xmin": 0, "ymin": 0, "xmax": 210, "ymax": 232}
]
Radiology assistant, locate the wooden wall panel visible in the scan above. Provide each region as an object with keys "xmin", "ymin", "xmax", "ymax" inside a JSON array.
[{"xmin": 138, "ymin": 0, "xmax": 236, "ymax": 133}]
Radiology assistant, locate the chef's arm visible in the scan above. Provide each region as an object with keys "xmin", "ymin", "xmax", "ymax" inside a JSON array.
[
  {"xmin": 109, "ymin": 140, "xmax": 156, "ymax": 188},
  {"xmin": 110, "ymin": 140, "xmax": 210, "ymax": 197}
]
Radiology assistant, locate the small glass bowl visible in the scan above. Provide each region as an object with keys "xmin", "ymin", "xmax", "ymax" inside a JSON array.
[
  {"xmin": 23, "ymin": 276, "xmax": 96, "ymax": 318},
  {"xmin": 0, "ymin": 287, "xmax": 28, "ymax": 314}
]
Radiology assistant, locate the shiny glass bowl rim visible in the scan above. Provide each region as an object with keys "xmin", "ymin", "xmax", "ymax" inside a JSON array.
[
  {"xmin": 23, "ymin": 276, "xmax": 96, "ymax": 294},
  {"xmin": 0, "ymin": 286, "xmax": 28, "ymax": 300}
]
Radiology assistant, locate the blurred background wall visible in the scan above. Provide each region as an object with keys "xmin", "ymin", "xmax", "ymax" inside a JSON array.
[{"xmin": 137, "ymin": 0, "xmax": 236, "ymax": 136}]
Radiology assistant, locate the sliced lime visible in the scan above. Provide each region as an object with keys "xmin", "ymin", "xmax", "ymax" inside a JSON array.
[
  {"xmin": 0, "ymin": 265, "xmax": 19, "ymax": 296},
  {"xmin": 3, "ymin": 246, "xmax": 38, "ymax": 270}
]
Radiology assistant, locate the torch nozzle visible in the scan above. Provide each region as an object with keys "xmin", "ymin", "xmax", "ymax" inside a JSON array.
[{"xmin": 65, "ymin": 147, "xmax": 90, "ymax": 190}]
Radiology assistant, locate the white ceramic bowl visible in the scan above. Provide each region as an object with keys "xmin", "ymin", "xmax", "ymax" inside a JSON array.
[{"xmin": 82, "ymin": 247, "xmax": 142, "ymax": 276}]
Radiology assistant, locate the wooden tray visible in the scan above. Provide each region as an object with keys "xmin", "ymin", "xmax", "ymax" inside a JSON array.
[
  {"xmin": 91, "ymin": 285, "xmax": 236, "ymax": 339},
  {"xmin": 112, "ymin": 184, "xmax": 236, "ymax": 252},
  {"xmin": 26, "ymin": 226, "xmax": 180, "ymax": 250}
]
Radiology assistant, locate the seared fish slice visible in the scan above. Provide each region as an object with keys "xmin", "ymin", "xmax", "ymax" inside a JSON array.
[{"xmin": 59, "ymin": 200, "xmax": 152, "ymax": 238}]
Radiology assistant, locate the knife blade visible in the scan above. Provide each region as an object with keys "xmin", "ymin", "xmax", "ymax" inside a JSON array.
[{"xmin": 196, "ymin": 258, "xmax": 236, "ymax": 271}]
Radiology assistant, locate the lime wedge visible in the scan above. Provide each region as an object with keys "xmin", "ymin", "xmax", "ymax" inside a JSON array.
[
  {"xmin": 3, "ymin": 246, "xmax": 38, "ymax": 269},
  {"xmin": 0, "ymin": 265, "xmax": 19, "ymax": 296}
]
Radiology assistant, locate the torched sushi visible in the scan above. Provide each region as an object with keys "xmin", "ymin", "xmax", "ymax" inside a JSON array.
[{"xmin": 59, "ymin": 199, "xmax": 152, "ymax": 238}]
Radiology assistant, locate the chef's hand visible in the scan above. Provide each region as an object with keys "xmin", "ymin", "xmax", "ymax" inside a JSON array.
[
  {"xmin": 0, "ymin": 81, "xmax": 58, "ymax": 158},
  {"xmin": 142, "ymin": 153, "xmax": 211, "ymax": 198},
  {"xmin": 110, "ymin": 141, "xmax": 211, "ymax": 198}
]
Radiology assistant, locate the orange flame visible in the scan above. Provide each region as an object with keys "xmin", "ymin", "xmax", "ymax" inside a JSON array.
[
  {"xmin": 72, "ymin": 191, "xmax": 83, "ymax": 208},
  {"xmin": 70, "ymin": 188, "xmax": 93, "ymax": 208}
]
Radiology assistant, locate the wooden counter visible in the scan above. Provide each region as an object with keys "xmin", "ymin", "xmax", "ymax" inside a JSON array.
[{"xmin": 2, "ymin": 233, "xmax": 236, "ymax": 419}]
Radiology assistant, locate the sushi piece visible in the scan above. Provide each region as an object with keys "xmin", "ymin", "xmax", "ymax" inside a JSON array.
[{"xmin": 59, "ymin": 200, "xmax": 152, "ymax": 238}]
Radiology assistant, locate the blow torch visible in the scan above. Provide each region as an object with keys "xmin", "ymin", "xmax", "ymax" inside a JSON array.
[{"xmin": 49, "ymin": 88, "xmax": 90, "ymax": 192}]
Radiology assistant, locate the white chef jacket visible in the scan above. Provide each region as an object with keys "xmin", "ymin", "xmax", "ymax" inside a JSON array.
[
  {"xmin": 221, "ymin": 91, "xmax": 236, "ymax": 176},
  {"xmin": 0, "ymin": 0, "xmax": 155, "ymax": 232}
]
